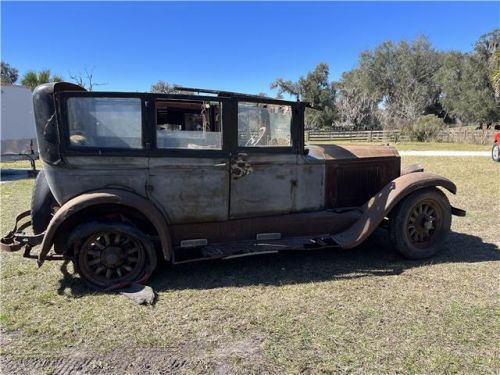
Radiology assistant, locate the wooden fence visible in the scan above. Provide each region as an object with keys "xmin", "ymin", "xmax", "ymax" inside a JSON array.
[
  {"xmin": 306, "ymin": 129, "xmax": 496, "ymax": 145},
  {"xmin": 306, "ymin": 130, "xmax": 407, "ymax": 142},
  {"xmin": 434, "ymin": 129, "xmax": 496, "ymax": 144}
]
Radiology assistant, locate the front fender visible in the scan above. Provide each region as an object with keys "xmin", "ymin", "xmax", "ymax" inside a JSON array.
[
  {"xmin": 38, "ymin": 189, "xmax": 172, "ymax": 266},
  {"xmin": 332, "ymin": 172, "xmax": 457, "ymax": 249}
]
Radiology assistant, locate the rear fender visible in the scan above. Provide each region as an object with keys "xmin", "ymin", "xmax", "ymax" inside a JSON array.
[
  {"xmin": 332, "ymin": 172, "xmax": 458, "ymax": 249},
  {"xmin": 38, "ymin": 189, "xmax": 172, "ymax": 266}
]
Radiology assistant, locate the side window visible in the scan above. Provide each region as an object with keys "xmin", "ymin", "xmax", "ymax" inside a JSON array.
[
  {"xmin": 238, "ymin": 102, "xmax": 292, "ymax": 147},
  {"xmin": 156, "ymin": 100, "xmax": 222, "ymax": 150},
  {"xmin": 67, "ymin": 97, "xmax": 142, "ymax": 149}
]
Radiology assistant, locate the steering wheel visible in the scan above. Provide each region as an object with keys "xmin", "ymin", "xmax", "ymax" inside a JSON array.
[{"xmin": 245, "ymin": 127, "xmax": 266, "ymax": 147}]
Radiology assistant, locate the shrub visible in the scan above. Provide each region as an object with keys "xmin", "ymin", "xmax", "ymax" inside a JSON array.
[{"xmin": 403, "ymin": 115, "xmax": 447, "ymax": 142}]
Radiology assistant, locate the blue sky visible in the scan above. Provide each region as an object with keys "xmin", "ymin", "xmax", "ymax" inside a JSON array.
[{"xmin": 2, "ymin": 1, "xmax": 499, "ymax": 95}]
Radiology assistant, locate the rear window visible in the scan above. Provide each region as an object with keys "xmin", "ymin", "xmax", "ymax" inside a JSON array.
[{"xmin": 66, "ymin": 97, "xmax": 142, "ymax": 149}]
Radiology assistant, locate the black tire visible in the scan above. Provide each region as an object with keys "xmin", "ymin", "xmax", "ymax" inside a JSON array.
[
  {"xmin": 69, "ymin": 221, "xmax": 157, "ymax": 289},
  {"xmin": 31, "ymin": 170, "xmax": 58, "ymax": 234},
  {"xmin": 492, "ymin": 143, "xmax": 500, "ymax": 162},
  {"xmin": 389, "ymin": 188, "xmax": 451, "ymax": 259}
]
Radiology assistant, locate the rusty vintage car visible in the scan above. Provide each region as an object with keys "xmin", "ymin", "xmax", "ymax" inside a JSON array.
[{"xmin": 1, "ymin": 82, "xmax": 466, "ymax": 288}]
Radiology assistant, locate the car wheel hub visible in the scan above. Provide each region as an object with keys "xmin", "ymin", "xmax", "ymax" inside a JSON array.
[
  {"xmin": 101, "ymin": 247, "xmax": 124, "ymax": 268},
  {"xmin": 80, "ymin": 231, "xmax": 144, "ymax": 283},
  {"xmin": 407, "ymin": 202, "xmax": 439, "ymax": 244}
]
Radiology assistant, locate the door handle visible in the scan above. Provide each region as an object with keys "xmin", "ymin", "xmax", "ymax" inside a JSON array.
[
  {"xmin": 231, "ymin": 153, "xmax": 253, "ymax": 179},
  {"xmin": 214, "ymin": 162, "xmax": 227, "ymax": 168}
]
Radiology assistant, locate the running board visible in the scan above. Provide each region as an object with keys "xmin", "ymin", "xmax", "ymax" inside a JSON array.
[{"xmin": 172, "ymin": 234, "xmax": 340, "ymax": 264}]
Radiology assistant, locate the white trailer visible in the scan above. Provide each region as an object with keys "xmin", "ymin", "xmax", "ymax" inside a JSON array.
[{"xmin": 1, "ymin": 85, "xmax": 38, "ymax": 160}]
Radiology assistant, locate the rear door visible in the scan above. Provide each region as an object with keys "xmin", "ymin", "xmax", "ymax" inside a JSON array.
[{"xmin": 147, "ymin": 96, "xmax": 231, "ymax": 224}]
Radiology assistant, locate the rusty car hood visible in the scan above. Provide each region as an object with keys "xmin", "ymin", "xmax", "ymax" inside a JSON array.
[{"xmin": 307, "ymin": 144, "xmax": 399, "ymax": 161}]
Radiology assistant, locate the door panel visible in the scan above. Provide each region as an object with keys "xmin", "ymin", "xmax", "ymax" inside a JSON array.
[
  {"xmin": 148, "ymin": 157, "xmax": 229, "ymax": 224},
  {"xmin": 230, "ymin": 154, "xmax": 297, "ymax": 218},
  {"xmin": 230, "ymin": 100, "xmax": 298, "ymax": 219}
]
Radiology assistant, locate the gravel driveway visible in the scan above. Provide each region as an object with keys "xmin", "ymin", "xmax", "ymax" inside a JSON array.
[{"xmin": 399, "ymin": 150, "xmax": 490, "ymax": 157}]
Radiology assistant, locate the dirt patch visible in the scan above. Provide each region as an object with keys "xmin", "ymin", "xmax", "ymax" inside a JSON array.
[
  {"xmin": 211, "ymin": 335, "xmax": 266, "ymax": 374},
  {"xmin": 1, "ymin": 350, "xmax": 189, "ymax": 375},
  {"xmin": 1, "ymin": 336, "xmax": 267, "ymax": 375}
]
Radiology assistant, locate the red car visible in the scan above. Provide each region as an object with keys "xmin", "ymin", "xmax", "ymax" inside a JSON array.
[{"xmin": 493, "ymin": 125, "xmax": 500, "ymax": 162}]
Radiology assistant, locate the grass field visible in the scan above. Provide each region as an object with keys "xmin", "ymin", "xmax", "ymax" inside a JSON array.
[
  {"xmin": 0, "ymin": 151, "xmax": 499, "ymax": 373},
  {"xmin": 0, "ymin": 159, "xmax": 41, "ymax": 170}
]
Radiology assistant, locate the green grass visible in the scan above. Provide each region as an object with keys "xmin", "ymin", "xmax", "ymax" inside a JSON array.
[
  {"xmin": 0, "ymin": 159, "xmax": 41, "ymax": 170},
  {"xmin": 392, "ymin": 142, "xmax": 491, "ymax": 151},
  {"xmin": 1, "ymin": 156, "xmax": 499, "ymax": 373}
]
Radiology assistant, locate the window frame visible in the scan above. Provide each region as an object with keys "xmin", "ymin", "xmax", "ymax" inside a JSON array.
[
  {"xmin": 235, "ymin": 98, "xmax": 300, "ymax": 154},
  {"xmin": 148, "ymin": 94, "xmax": 231, "ymax": 158},
  {"xmin": 56, "ymin": 91, "xmax": 149, "ymax": 157}
]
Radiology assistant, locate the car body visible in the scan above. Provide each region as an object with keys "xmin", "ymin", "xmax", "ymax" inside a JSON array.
[
  {"xmin": 1, "ymin": 82, "xmax": 466, "ymax": 288},
  {"xmin": 492, "ymin": 125, "xmax": 500, "ymax": 161}
]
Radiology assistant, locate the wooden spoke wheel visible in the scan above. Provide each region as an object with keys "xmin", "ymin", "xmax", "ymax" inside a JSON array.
[
  {"xmin": 72, "ymin": 222, "xmax": 154, "ymax": 288},
  {"xmin": 389, "ymin": 188, "xmax": 451, "ymax": 259},
  {"xmin": 406, "ymin": 200, "xmax": 441, "ymax": 248}
]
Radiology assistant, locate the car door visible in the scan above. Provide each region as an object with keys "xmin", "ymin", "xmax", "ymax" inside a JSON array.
[
  {"xmin": 229, "ymin": 100, "xmax": 299, "ymax": 218},
  {"xmin": 147, "ymin": 96, "xmax": 231, "ymax": 224}
]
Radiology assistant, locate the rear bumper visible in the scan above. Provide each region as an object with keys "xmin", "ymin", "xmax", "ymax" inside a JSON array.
[{"xmin": 0, "ymin": 210, "xmax": 62, "ymax": 262}]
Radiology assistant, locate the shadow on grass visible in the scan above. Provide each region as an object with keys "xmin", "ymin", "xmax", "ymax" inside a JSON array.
[{"xmin": 56, "ymin": 229, "xmax": 499, "ymax": 297}]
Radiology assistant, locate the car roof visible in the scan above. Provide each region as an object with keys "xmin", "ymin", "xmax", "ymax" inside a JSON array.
[
  {"xmin": 56, "ymin": 83, "xmax": 306, "ymax": 106},
  {"xmin": 173, "ymin": 86, "xmax": 301, "ymax": 105}
]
